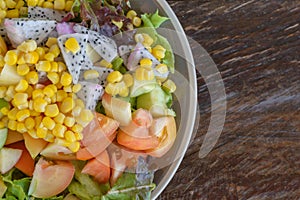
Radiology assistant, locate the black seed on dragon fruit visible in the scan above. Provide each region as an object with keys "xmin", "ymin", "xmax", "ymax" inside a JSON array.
[
  {"xmin": 73, "ymin": 24, "xmax": 118, "ymax": 63},
  {"xmin": 4, "ymin": 19, "xmax": 57, "ymax": 47},
  {"xmin": 28, "ymin": 6, "xmax": 68, "ymax": 22},
  {"xmin": 76, "ymin": 81, "xmax": 104, "ymax": 110},
  {"xmin": 57, "ymin": 33, "xmax": 93, "ymax": 84}
]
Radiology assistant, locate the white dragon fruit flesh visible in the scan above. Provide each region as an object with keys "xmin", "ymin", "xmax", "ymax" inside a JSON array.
[
  {"xmin": 73, "ymin": 24, "xmax": 118, "ymax": 62},
  {"xmin": 28, "ymin": 6, "xmax": 68, "ymax": 22},
  {"xmin": 76, "ymin": 81, "xmax": 104, "ymax": 110},
  {"xmin": 57, "ymin": 33, "xmax": 93, "ymax": 84},
  {"xmin": 4, "ymin": 19, "xmax": 57, "ymax": 47},
  {"xmin": 118, "ymin": 45, "xmax": 134, "ymax": 66}
]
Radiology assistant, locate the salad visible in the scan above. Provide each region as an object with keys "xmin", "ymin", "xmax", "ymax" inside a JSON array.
[{"xmin": 0, "ymin": 0, "xmax": 178, "ymax": 199}]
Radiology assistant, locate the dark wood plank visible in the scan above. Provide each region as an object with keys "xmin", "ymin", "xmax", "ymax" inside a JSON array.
[{"xmin": 159, "ymin": 0, "xmax": 300, "ymax": 199}]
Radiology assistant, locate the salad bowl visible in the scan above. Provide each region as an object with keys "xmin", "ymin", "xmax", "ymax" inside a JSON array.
[{"xmin": 129, "ymin": 0, "xmax": 198, "ymax": 198}]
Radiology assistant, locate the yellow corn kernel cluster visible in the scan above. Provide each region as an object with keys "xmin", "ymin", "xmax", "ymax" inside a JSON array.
[
  {"xmin": 126, "ymin": 10, "xmax": 142, "ymax": 27},
  {"xmin": 0, "ymin": 38, "xmax": 93, "ymax": 153},
  {"xmin": 27, "ymin": 0, "xmax": 74, "ymax": 11},
  {"xmin": 0, "ymin": 0, "xmax": 27, "ymax": 22},
  {"xmin": 105, "ymin": 72, "xmax": 133, "ymax": 97}
]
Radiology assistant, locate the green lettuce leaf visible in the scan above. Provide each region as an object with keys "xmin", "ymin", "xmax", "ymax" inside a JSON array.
[{"xmin": 150, "ymin": 10, "xmax": 169, "ymax": 29}]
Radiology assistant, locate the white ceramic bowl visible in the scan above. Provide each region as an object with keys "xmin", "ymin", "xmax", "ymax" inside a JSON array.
[{"xmin": 130, "ymin": 0, "xmax": 198, "ymax": 198}]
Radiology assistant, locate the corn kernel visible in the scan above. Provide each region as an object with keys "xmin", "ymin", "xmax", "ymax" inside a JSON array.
[
  {"xmin": 16, "ymin": 64, "xmax": 30, "ymax": 76},
  {"xmin": 54, "ymin": 138, "xmax": 69, "ymax": 147},
  {"xmin": 33, "ymin": 97, "xmax": 48, "ymax": 112},
  {"xmin": 126, "ymin": 10, "xmax": 137, "ymax": 20},
  {"xmin": 54, "ymin": 0, "xmax": 65, "ymax": 10},
  {"xmin": 64, "ymin": 0, "xmax": 73, "ymax": 11},
  {"xmin": 83, "ymin": 69, "xmax": 99, "ymax": 80},
  {"xmin": 123, "ymin": 74, "xmax": 133, "ymax": 87},
  {"xmin": 50, "ymin": 61, "xmax": 58, "ymax": 72},
  {"xmin": 15, "ymin": 0, "xmax": 24, "ymax": 9},
  {"xmin": 8, "ymin": 120, "xmax": 17, "ymax": 130},
  {"xmin": 56, "ymin": 90, "xmax": 68, "ymax": 102},
  {"xmin": 112, "ymin": 20, "xmax": 123, "ymax": 29},
  {"xmin": 52, "ymin": 124, "xmax": 67, "ymax": 138},
  {"xmin": 71, "ymin": 123, "xmax": 83, "ymax": 133},
  {"xmin": 119, "ymin": 87, "xmax": 129, "ymax": 97},
  {"xmin": 46, "ymin": 72, "xmax": 59, "ymax": 84},
  {"xmin": 36, "ymin": 61, "xmax": 51, "ymax": 72},
  {"xmin": 0, "ymin": 86, "xmax": 7, "ymax": 98},
  {"xmin": 15, "ymin": 79, "xmax": 29, "ymax": 92},
  {"xmin": 64, "ymin": 116, "xmax": 75, "ymax": 127},
  {"xmin": 49, "ymin": 44, "xmax": 60, "ymax": 57},
  {"xmin": 45, "ymin": 104, "xmax": 59, "ymax": 117},
  {"xmin": 17, "ymin": 123, "xmax": 27, "ymax": 133},
  {"xmin": 72, "ymin": 106, "xmax": 82, "ymax": 117},
  {"xmin": 24, "ymin": 51, "xmax": 39, "ymax": 64},
  {"xmin": 142, "ymin": 33, "xmax": 154, "ymax": 47},
  {"xmin": 13, "ymin": 92, "xmax": 28, "ymax": 105},
  {"xmin": 63, "ymin": 85, "xmax": 72, "ymax": 93},
  {"xmin": 43, "ymin": 1, "xmax": 53, "ymax": 8},
  {"xmin": 107, "ymin": 71, "xmax": 123, "ymax": 83},
  {"xmin": 0, "ymin": 1, "xmax": 6, "ymax": 10},
  {"xmin": 30, "ymin": 110, "xmax": 40, "ymax": 117},
  {"xmin": 46, "ymin": 37, "xmax": 57, "ymax": 47},
  {"xmin": 43, "ymin": 85, "xmax": 55, "ymax": 98},
  {"xmin": 105, "ymin": 83, "xmax": 118, "ymax": 96},
  {"xmin": 28, "ymin": 129, "xmax": 38, "ymax": 138},
  {"xmin": 4, "ymin": 50, "xmax": 17, "ymax": 65},
  {"xmin": 60, "ymin": 72, "xmax": 72, "ymax": 86},
  {"xmin": 72, "ymin": 83, "xmax": 82, "ymax": 93},
  {"xmin": 132, "ymin": 16, "xmax": 142, "ymax": 27},
  {"xmin": 54, "ymin": 112, "xmax": 65, "ymax": 124},
  {"xmin": 60, "ymin": 97, "xmax": 75, "ymax": 113},
  {"xmin": 19, "ymin": 6, "xmax": 27, "ymax": 17},
  {"xmin": 44, "ymin": 52, "xmax": 55, "ymax": 61},
  {"xmin": 0, "ymin": 107, "xmax": 9, "ymax": 115},
  {"xmin": 7, "ymin": 108, "xmax": 18, "ymax": 120},
  {"xmin": 17, "ymin": 40, "xmax": 37, "ymax": 53},
  {"xmin": 32, "ymin": 89, "xmax": 44, "ymax": 99},
  {"xmin": 48, "ymin": 84, "xmax": 57, "ymax": 93},
  {"xmin": 155, "ymin": 63, "xmax": 168, "ymax": 74},
  {"xmin": 5, "ymin": 0, "xmax": 16, "ymax": 9},
  {"xmin": 57, "ymin": 61, "xmax": 66, "ymax": 72},
  {"xmin": 27, "ymin": 0, "xmax": 38, "ymax": 6},
  {"xmin": 74, "ymin": 132, "xmax": 83, "ymax": 140},
  {"xmin": 44, "ymin": 133, "xmax": 55, "ymax": 142},
  {"xmin": 68, "ymin": 141, "xmax": 80, "ymax": 152},
  {"xmin": 6, "ymin": 85, "xmax": 15, "ymax": 99},
  {"xmin": 17, "ymin": 53, "xmax": 26, "ymax": 65},
  {"xmin": 135, "ymin": 67, "xmax": 154, "ymax": 81},
  {"xmin": 78, "ymin": 109, "xmax": 93, "ymax": 123},
  {"xmin": 75, "ymin": 99, "xmax": 85, "ymax": 108},
  {"xmin": 26, "ymin": 71, "xmax": 39, "ymax": 84},
  {"xmin": 0, "ymin": 121, "xmax": 5, "ymax": 129},
  {"xmin": 35, "ymin": 47, "xmax": 45, "ymax": 59},
  {"xmin": 16, "ymin": 109, "xmax": 30, "ymax": 122},
  {"xmin": 65, "ymin": 37, "xmax": 80, "ymax": 54},
  {"xmin": 37, "ymin": 127, "xmax": 48, "ymax": 138},
  {"xmin": 98, "ymin": 59, "xmax": 112, "ymax": 68},
  {"xmin": 140, "ymin": 58, "xmax": 153, "ymax": 69},
  {"xmin": 5, "ymin": 9, "xmax": 19, "ymax": 18},
  {"xmin": 42, "ymin": 117, "xmax": 55, "ymax": 130},
  {"xmin": 152, "ymin": 45, "xmax": 166, "ymax": 60},
  {"xmin": 162, "ymin": 79, "xmax": 176, "ymax": 93},
  {"xmin": 34, "ymin": 116, "xmax": 42, "ymax": 129},
  {"xmin": 25, "ymin": 117, "xmax": 35, "ymax": 130},
  {"xmin": 65, "ymin": 130, "xmax": 76, "ymax": 142}
]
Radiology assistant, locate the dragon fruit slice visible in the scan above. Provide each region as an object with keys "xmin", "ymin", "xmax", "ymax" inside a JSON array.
[
  {"xmin": 79, "ymin": 66, "xmax": 113, "ymax": 86},
  {"xmin": 56, "ymin": 22, "xmax": 75, "ymax": 36},
  {"xmin": 127, "ymin": 43, "xmax": 169, "ymax": 78},
  {"xmin": 118, "ymin": 45, "xmax": 133, "ymax": 66},
  {"xmin": 4, "ymin": 19, "xmax": 57, "ymax": 47},
  {"xmin": 73, "ymin": 24, "xmax": 118, "ymax": 62},
  {"xmin": 28, "ymin": 6, "xmax": 68, "ymax": 22},
  {"xmin": 57, "ymin": 33, "xmax": 93, "ymax": 84},
  {"xmin": 76, "ymin": 81, "xmax": 104, "ymax": 110}
]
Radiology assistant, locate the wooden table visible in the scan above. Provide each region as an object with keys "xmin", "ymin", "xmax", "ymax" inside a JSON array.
[{"xmin": 159, "ymin": 1, "xmax": 300, "ymax": 199}]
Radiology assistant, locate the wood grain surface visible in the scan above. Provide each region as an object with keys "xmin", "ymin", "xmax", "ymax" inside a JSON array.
[{"xmin": 159, "ymin": 0, "xmax": 300, "ymax": 199}]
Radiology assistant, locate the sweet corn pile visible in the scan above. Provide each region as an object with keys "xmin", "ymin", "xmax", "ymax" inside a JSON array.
[
  {"xmin": 0, "ymin": 0, "xmax": 74, "ymax": 22},
  {"xmin": 0, "ymin": 38, "xmax": 94, "ymax": 152}
]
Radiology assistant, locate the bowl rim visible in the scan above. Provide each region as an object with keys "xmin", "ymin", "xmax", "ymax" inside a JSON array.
[{"xmin": 150, "ymin": 0, "xmax": 198, "ymax": 199}]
